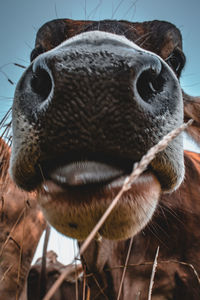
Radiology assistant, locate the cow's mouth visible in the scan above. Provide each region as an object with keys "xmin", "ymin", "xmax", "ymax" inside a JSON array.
[
  {"xmin": 42, "ymin": 156, "xmax": 132, "ymax": 189},
  {"xmin": 37, "ymin": 156, "xmax": 161, "ymax": 240}
]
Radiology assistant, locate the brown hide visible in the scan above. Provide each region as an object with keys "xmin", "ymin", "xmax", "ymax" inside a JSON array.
[
  {"xmin": 183, "ymin": 91, "xmax": 200, "ymax": 144},
  {"xmin": 0, "ymin": 138, "xmax": 46, "ymax": 300},
  {"xmin": 80, "ymin": 151, "xmax": 200, "ymax": 299}
]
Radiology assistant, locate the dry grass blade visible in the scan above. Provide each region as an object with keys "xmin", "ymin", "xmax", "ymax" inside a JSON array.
[
  {"xmin": 0, "ymin": 206, "xmax": 27, "ymax": 257},
  {"xmin": 82, "ymin": 265, "xmax": 87, "ymax": 300},
  {"xmin": 42, "ymin": 120, "xmax": 193, "ymax": 300},
  {"xmin": 0, "ymin": 107, "xmax": 12, "ymax": 146},
  {"xmin": 75, "ymin": 264, "xmax": 79, "ymax": 300},
  {"xmin": 104, "ymin": 259, "xmax": 200, "ymax": 286},
  {"xmin": 43, "ymin": 266, "xmax": 73, "ymax": 300},
  {"xmin": 0, "ymin": 264, "xmax": 13, "ymax": 282},
  {"xmin": 117, "ymin": 236, "xmax": 134, "ymax": 300},
  {"xmin": 39, "ymin": 225, "xmax": 51, "ymax": 299},
  {"xmin": 148, "ymin": 246, "xmax": 159, "ymax": 300},
  {"xmin": 0, "ymin": 107, "xmax": 12, "ymax": 129},
  {"xmin": 159, "ymin": 260, "xmax": 200, "ymax": 286},
  {"xmin": 86, "ymin": 287, "xmax": 90, "ymax": 300},
  {"xmin": 16, "ymin": 206, "xmax": 27, "ymax": 300},
  {"xmin": 174, "ymin": 260, "xmax": 200, "ymax": 285},
  {"xmin": 42, "ymin": 264, "xmax": 82, "ymax": 300}
]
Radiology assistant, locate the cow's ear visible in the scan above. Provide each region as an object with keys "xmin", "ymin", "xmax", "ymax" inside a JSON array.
[{"xmin": 183, "ymin": 90, "xmax": 200, "ymax": 144}]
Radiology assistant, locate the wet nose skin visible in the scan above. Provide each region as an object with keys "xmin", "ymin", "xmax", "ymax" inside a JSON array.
[
  {"xmin": 11, "ymin": 31, "xmax": 183, "ymax": 190},
  {"xmin": 19, "ymin": 30, "xmax": 172, "ymax": 120}
]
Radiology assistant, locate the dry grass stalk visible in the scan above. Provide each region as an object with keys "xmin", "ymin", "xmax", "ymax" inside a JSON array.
[
  {"xmin": 75, "ymin": 264, "xmax": 79, "ymax": 300},
  {"xmin": 0, "ymin": 206, "xmax": 27, "ymax": 258},
  {"xmin": 158, "ymin": 260, "xmax": 200, "ymax": 287},
  {"xmin": 86, "ymin": 287, "xmax": 90, "ymax": 300},
  {"xmin": 172, "ymin": 260, "xmax": 200, "ymax": 285},
  {"xmin": 39, "ymin": 225, "xmax": 51, "ymax": 299},
  {"xmin": 16, "ymin": 206, "xmax": 26, "ymax": 300},
  {"xmin": 117, "ymin": 236, "xmax": 134, "ymax": 300},
  {"xmin": 0, "ymin": 264, "xmax": 13, "ymax": 282},
  {"xmin": 147, "ymin": 246, "xmax": 159, "ymax": 300},
  {"xmin": 105, "ymin": 259, "xmax": 200, "ymax": 289},
  {"xmin": 91, "ymin": 274, "xmax": 109, "ymax": 299},
  {"xmin": 43, "ymin": 119, "xmax": 193, "ymax": 300},
  {"xmin": 82, "ymin": 265, "xmax": 87, "ymax": 300}
]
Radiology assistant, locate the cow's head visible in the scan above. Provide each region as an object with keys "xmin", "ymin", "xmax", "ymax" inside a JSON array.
[{"xmin": 10, "ymin": 19, "xmax": 198, "ymax": 240}]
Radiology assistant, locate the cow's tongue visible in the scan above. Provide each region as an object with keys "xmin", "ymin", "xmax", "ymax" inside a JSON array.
[{"xmin": 49, "ymin": 161, "xmax": 125, "ymax": 187}]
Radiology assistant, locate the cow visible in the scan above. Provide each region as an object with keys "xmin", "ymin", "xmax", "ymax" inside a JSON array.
[
  {"xmin": 0, "ymin": 138, "xmax": 46, "ymax": 300},
  {"xmin": 9, "ymin": 19, "xmax": 200, "ymax": 299},
  {"xmin": 27, "ymin": 251, "xmax": 84, "ymax": 300},
  {"xmin": 78, "ymin": 150, "xmax": 200, "ymax": 299}
]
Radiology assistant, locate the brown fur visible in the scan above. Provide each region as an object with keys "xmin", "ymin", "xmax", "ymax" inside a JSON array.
[
  {"xmin": 0, "ymin": 138, "xmax": 46, "ymax": 300},
  {"xmin": 79, "ymin": 151, "xmax": 200, "ymax": 299}
]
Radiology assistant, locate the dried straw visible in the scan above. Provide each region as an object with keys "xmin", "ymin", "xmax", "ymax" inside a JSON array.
[
  {"xmin": 147, "ymin": 246, "xmax": 159, "ymax": 300},
  {"xmin": 117, "ymin": 236, "xmax": 134, "ymax": 300}
]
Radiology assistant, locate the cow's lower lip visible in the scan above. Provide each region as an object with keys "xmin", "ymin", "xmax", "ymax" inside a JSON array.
[{"xmin": 38, "ymin": 161, "xmax": 161, "ymax": 240}]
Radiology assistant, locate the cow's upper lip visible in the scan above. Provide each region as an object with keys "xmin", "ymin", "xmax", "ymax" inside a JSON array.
[{"xmin": 39, "ymin": 153, "xmax": 136, "ymax": 190}]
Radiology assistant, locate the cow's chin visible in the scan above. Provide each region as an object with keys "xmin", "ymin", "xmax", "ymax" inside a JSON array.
[{"xmin": 37, "ymin": 172, "xmax": 161, "ymax": 240}]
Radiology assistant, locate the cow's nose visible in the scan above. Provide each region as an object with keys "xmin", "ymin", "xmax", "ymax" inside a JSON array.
[
  {"xmin": 16, "ymin": 31, "xmax": 177, "ymax": 121},
  {"xmin": 30, "ymin": 53, "xmax": 164, "ymax": 108}
]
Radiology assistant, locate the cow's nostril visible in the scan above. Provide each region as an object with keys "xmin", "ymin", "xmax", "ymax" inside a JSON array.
[
  {"xmin": 136, "ymin": 69, "xmax": 165, "ymax": 103},
  {"xmin": 31, "ymin": 67, "xmax": 52, "ymax": 101}
]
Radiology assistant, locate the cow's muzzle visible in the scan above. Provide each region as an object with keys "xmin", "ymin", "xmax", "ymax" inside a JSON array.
[{"xmin": 11, "ymin": 31, "xmax": 183, "ymax": 194}]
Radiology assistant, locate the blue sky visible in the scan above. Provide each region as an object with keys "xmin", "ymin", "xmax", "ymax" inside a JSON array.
[
  {"xmin": 0, "ymin": 0, "xmax": 200, "ymax": 114},
  {"xmin": 0, "ymin": 0, "xmax": 200, "ymax": 264}
]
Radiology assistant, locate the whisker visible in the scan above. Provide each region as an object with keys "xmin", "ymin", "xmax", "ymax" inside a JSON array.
[
  {"xmin": 87, "ymin": 0, "xmax": 102, "ymax": 19},
  {"xmin": 111, "ymin": 0, "xmax": 125, "ymax": 19},
  {"xmin": 13, "ymin": 63, "xmax": 26, "ymax": 69},
  {"xmin": 121, "ymin": 0, "xmax": 139, "ymax": 20},
  {"xmin": 147, "ymin": 222, "xmax": 168, "ymax": 248},
  {"xmin": 54, "ymin": 3, "xmax": 58, "ymax": 19},
  {"xmin": 38, "ymin": 164, "xmax": 46, "ymax": 182},
  {"xmin": 159, "ymin": 203, "xmax": 183, "ymax": 225}
]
